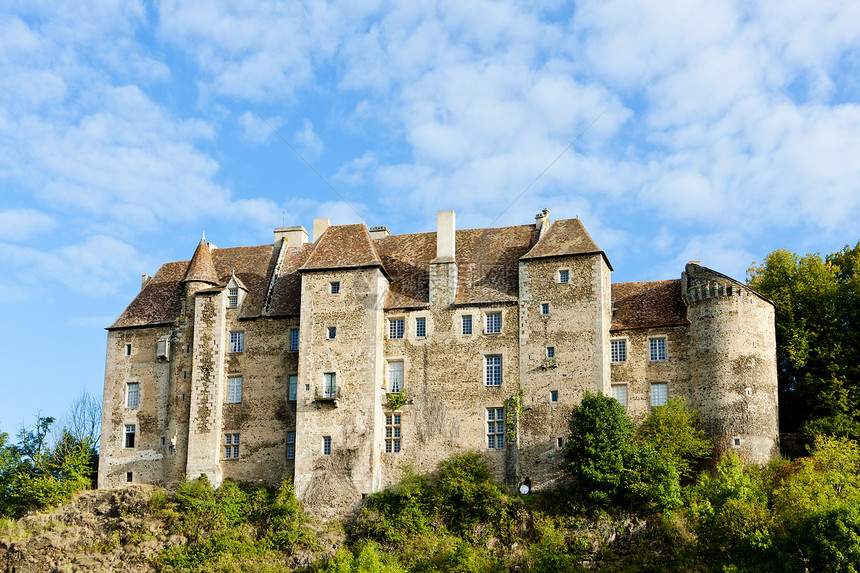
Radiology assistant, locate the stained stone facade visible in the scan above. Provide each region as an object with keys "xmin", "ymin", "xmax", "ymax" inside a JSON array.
[{"xmin": 99, "ymin": 210, "xmax": 779, "ymax": 516}]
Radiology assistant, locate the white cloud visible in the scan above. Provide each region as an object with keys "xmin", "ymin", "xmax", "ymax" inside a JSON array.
[
  {"xmin": 239, "ymin": 111, "xmax": 283, "ymax": 144},
  {"xmin": 294, "ymin": 119, "xmax": 324, "ymax": 162},
  {"xmin": 0, "ymin": 208, "xmax": 56, "ymax": 241}
]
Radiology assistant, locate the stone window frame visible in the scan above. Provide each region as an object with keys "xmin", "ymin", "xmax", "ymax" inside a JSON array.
[
  {"xmin": 546, "ymin": 346, "xmax": 555, "ymax": 359},
  {"xmin": 460, "ymin": 314, "xmax": 473, "ymax": 336},
  {"xmin": 289, "ymin": 329, "xmax": 300, "ymax": 351},
  {"xmin": 126, "ymin": 381, "xmax": 140, "ymax": 409},
  {"xmin": 483, "ymin": 353, "xmax": 503, "ymax": 387},
  {"xmin": 557, "ymin": 437, "xmax": 564, "ymax": 448},
  {"xmin": 388, "ymin": 316, "xmax": 405, "ymax": 339},
  {"xmin": 384, "ymin": 412, "xmax": 402, "ymax": 453},
  {"xmin": 323, "ymin": 436, "xmax": 332, "ymax": 456},
  {"xmin": 415, "ymin": 316, "xmax": 427, "ymax": 338},
  {"xmin": 229, "ymin": 330, "xmax": 245, "ymax": 353},
  {"xmin": 124, "ymin": 343, "xmax": 132, "ymax": 356},
  {"xmin": 287, "ymin": 374, "xmax": 298, "ymax": 402},
  {"xmin": 540, "ymin": 302, "xmax": 551, "ymax": 316},
  {"xmin": 650, "ymin": 381, "xmax": 668, "ymax": 407},
  {"xmin": 124, "ymin": 424, "xmax": 136, "ymax": 449},
  {"xmin": 610, "ymin": 337, "xmax": 628, "ymax": 363},
  {"xmin": 649, "ymin": 336, "xmax": 667, "ymax": 362},
  {"xmin": 329, "ymin": 281, "xmax": 340, "ymax": 295},
  {"xmin": 557, "ymin": 268, "xmax": 571, "ymax": 284},
  {"xmin": 550, "ymin": 390, "xmax": 558, "ymax": 403},
  {"xmin": 386, "ymin": 358, "xmax": 405, "ymax": 394},
  {"xmin": 326, "ymin": 325, "xmax": 337, "ymax": 340},
  {"xmin": 226, "ymin": 375, "xmax": 243, "ymax": 404},
  {"xmin": 224, "ymin": 433, "xmax": 240, "ymax": 459},
  {"xmin": 322, "ymin": 372, "xmax": 337, "ymax": 399},
  {"xmin": 286, "ymin": 432, "xmax": 295, "ymax": 459},
  {"xmin": 486, "ymin": 407, "xmax": 505, "ymax": 450},
  {"xmin": 611, "ymin": 383, "xmax": 628, "ymax": 407},
  {"xmin": 483, "ymin": 310, "xmax": 503, "ymax": 334},
  {"xmin": 227, "ymin": 288, "xmax": 239, "ymax": 308}
]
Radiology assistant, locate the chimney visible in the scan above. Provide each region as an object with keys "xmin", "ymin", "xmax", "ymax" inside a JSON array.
[
  {"xmin": 434, "ymin": 210, "xmax": 456, "ymax": 263},
  {"xmin": 141, "ymin": 274, "xmax": 152, "ymax": 291},
  {"xmin": 312, "ymin": 218, "xmax": 330, "ymax": 242},
  {"xmin": 274, "ymin": 226, "xmax": 309, "ymax": 248},
  {"xmin": 535, "ymin": 209, "xmax": 550, "ymax": 239},
  {"xmin": 369, "ymin": 226, "xmax": 391, "ymax": 240}
]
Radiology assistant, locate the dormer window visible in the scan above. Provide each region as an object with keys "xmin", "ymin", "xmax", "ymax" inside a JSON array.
[
  {"xmin": 228, "ymin": 288, "xmax": 238, "ymax": 308},
  {"xmin": 225, "ymin": 272, "xmax": 247, "ymax": 309}
]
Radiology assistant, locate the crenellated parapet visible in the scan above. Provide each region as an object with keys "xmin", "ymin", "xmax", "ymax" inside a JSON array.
[{"xmin": 681, "ymin": 263, "xmax": 759, "ymax": 305}]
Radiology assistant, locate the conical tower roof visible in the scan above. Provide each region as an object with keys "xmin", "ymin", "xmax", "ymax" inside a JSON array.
[{"xmin": 182, "ymin": 234, "xmax": 220, "ymax": 285}]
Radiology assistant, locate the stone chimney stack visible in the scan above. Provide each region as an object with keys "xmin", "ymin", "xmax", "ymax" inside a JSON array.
[
  {"xmin": 275, "ymin": 226, "xmax": 309, "ymax": 248},
  {"xmin": 141, "ymin": 274, "xmax": 152, "ymax": 291},
  {"xmin": 535, "ymin": 209, "xmax": 550, "ymax": 239},
  {"xmin": 369, "ymin": 226, "xmax": 391, "ymax": 240},
  {"xmin": 430, "ymin": 210, "xmax": 458, "ymax": 307},
  {"xmin": 312, "ymin": 218, "xmax": 330, "ymax": 242}
]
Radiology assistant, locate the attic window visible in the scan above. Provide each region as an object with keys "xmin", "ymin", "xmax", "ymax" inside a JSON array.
[{"xmin": 228, "ymin": 288, "xmax": 238, "ymax": 308}]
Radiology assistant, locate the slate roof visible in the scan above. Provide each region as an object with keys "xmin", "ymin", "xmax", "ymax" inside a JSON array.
[
  {"xmin": 300, "ymin": 224, "xmax": 383, "ymax": 271},
  {"xmin": 521, "ymin": 218, "xmax": 613, "ymax": 270},
  {"xmin": 182, "ymin": 238, "xmax": 220, "ymax": 285},
  {"xmin": 610, "ymin": 279, "xmax": 689, "ymax": 331}
]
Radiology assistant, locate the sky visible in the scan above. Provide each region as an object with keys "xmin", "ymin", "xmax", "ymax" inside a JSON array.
[{"xmin": 1, "ymin": 0, "xmax": 859, "ymax": 435}]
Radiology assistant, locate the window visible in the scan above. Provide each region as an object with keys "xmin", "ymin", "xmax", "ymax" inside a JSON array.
[
  {"xmin": 323, "ymin": 372, "xmax": 336, "ymax": 399},
  {"xmin": 287, "ymin": 432, "xmax": 295, "ymax": 459},
  {"xmin": 288, "ymin": 375, "xmax": 298, "ymax": 401},
  {"xmin": 541, "ymin": 303, "xmax": 550, "ymax": 315},
  {"xmin": 327, "ymin": 326, "xmax": 336, "ymax": 340},
  {"xmin": 611, "ymin": 339, "xmax": 627, "ymax": 363},
  {"xmin": 387, "ymin": 361, "xmax": 403, "ymax": 393},
  {"xmin": 389, "ymin": 318, "xmax": 404, "ymax": 339},
  {"xmin": 124, "ymin": 425, "xmax": 136, "ymax": 448},
  {"xmin": 126, "ymin": 382, "xmax": 139, "ymax": 408},
  {"xmin": 485, "ymin": 355, "xmax": 502, "ymax": 386},
  {"xmin": 557, "ymin": 437, "xmax": 564, "ymax": 448},
  {"xmin": 546, "ymin": 346, "xmax": 555, "ymax": 358},
  {"xmin": 558, "ymin": 269, "xmax": 569, "ymax": 284},
  {"xmin": 228, "ymin": 288, "xmax": 238, "ymax": 308},
  {"xmin": 651, "ymin": 382, "xmax": 668, "ymax": 406},
  {"xmin": 734, "ymin": 438, "xmax": 741, "ymax": 447},
  {"xmin": 184, "ymin": 344, "xmax": 191, "ymax": 354},
  {"xmin": 227, "ymin": 376, "xmax": 243, "ymax": 404},
  {"xmin": 487, "ymin": 408, "xmax": 505, "ymax": 450},
  {"xmin": 461, "ymin": 315, "xmax": 473, "ymax": 335},
  {"xmin": 415, "ymin": 317, "xmax": 426, "ymax": 337},
  {"xmin": 161, "ymin": 436, "xmax": 166, "ymax": 447},
  {"xmin": 290, "ymin": 329, "xmax": 299, "ymax": 351},
  {"xmin": 125, "ymin": 343, "xmax": 132, "ymax": 356},
  {"xmin": 650, "ymin": 338, "xmax": 667, "ymax": 361},
  {"xmin": 485, "ymin": 312, "xmax": 501, "ymax": 334},
  {"xmin": 168, "ymin": 445, "xmax": 175, "ymax": 455},
  {"xmin": 323, "ymin": 436, "xmax": 331, "ymax": 456},
  {"xmin": 385, "ymin": 413, "xmax": 401, "ymax": 453},
  {"xmin": 126, "ymin": 472, "xmax": 133, "ymax": 483},
  {"xmin": 224, "ymin": 434, "xmax": 240, "ymax": 459},
  {"xmin": 330, "ymin": 281, "xmax": 340, "ymax": 294},
  {"xmin": 611, "ymin": 384, "xmax": 628, "ymax": 407},
  {"xmin": 230, "ymin": 331, "xmax": 244, "ymax": 353},
  {"xmin": 550, "ymin": 390, "xmax": 558, "ymax": 403}
]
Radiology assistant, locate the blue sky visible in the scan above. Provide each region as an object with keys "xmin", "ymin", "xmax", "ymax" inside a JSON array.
[{"xmin": 1, "ymin": 0, "xmax": 859, "ymax": 434}]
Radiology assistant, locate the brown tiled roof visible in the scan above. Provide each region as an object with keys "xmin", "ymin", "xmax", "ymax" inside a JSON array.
[
  {"xmin": 182, "ymin": 238, "xmax": 220, "ymax": 285},
  {"xmin": 611, "ymin": 279, "xmax": 688, "ymax": 331},
  {"xmin": 520, "ymin": 218, "xmax": 612, "ymax": 270},
  {"xmin": 300, "ymin": 224, "xmax": 383, "ymax": 271},
  {"xmin": 266, "ymin": 244, "xmax": 314, "ymax": 316},
  {"xmin": 110, "ymin": 244, "xmax": 274, "ymax": 329}
]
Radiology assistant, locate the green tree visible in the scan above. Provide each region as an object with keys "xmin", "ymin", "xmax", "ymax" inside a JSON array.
[
  {"xmin": 748, "ymin": 242, "xmax": 860, "ymax": 435},
  {"xmin": 637, "ymin": 397, "xmax": 712, "ymax": 482}
]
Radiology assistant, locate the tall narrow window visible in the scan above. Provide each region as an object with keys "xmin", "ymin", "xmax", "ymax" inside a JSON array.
[
  {"xmin": 230, "ymin": 331, "xmax": 244, "ymax": 353},
  {"xmin": 224, "ymin": 434, "xmax": 240, "ymax": 459},
  {"xmin": 389, "ymin": 318, "xmax": 404, "ymax": 339},
  {"xmin": 485, "ymin": 312, "xmax": 501, "ymax": 334},
  {"xmin": 611, "ymin": 339, "xmax": 627, "ymax": 363},
  {"xmin": 126, "ymin": 382, "xmax": 139, "ymax": 408},
  {"xmin": 612, "ymin": 384, "xmax": 628, "ymax": 407},
  {"xmin": 125, "ymin": 343, "xmax": 132, "ymax": 356},
  {"xmin": 228, "ymin": 288, "xmax": 238, "ymax": 308},
  {"xmin": 387, "ymin": 361, "xmax": 403, "ymax": 393},
  {"xmin": 486, "ymin": 408, "xmax": 505, "ymax": 450},
  {"xmin": 651, "ymin": 382, "xmax": 668, "ymax": 406},
  {"xmin": 415, "ymin": 317, "xmax": 426, "ymax": 337},
  {"xmin": 385, "ymin": 413, "xmax": 401, "ymax": 453},
  {"xmin": 546, "ymin": 346, "xmax": 555, "ymax": 358},
  {"xmin": 650, "ymin": 338, "xmax": 667, "ymax": 361},
  {"xmin": 227, "ymin": 376, "xmax": 242, "ymax": 403},
  {"xmin": 327, "ymin": 326, "xmax": 336, "ymax": 340},
  {"xmin": 290, "ymin": 329, "xmax": 299, "ymax": 351},
  {"xmin": 550, "ymin": 390, "xmax": 558, "ymax": 403},
  {"xmin": 286, "ymin": 432, "xmax": 295, "ymax": 460},
  {"xmin": 541, "ymin": 303, "xmax": 550, "ymax": 315},
  {"xmin": 124, "ymin": 425, "xmax": 136, "ymax": 448},
  {"xmin": 323, "ymin": 436, "xmax": 331, "ymax": 455},
  {"xmin": 461, "ymin": 315, "xmax": 473, "ymax": 335},
  {"xmin": 288, "ymin": 375, "xmax": 298, "ymax": 401},
  {"xmin": 126, "ymin": 472, "xmax": 133, "ymax": 483},
  {"xmin": 323, "ymin": 372, "xmax": 336, "ymax": 399},
  {"xmin": 485, "ymin": 355, "xmax": 502, "ymax": 386}
]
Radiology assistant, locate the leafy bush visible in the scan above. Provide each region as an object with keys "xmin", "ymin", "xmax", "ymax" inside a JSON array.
[{"xmin": 636, "ymin": 398, "xmax": 711, "ymax": 482}]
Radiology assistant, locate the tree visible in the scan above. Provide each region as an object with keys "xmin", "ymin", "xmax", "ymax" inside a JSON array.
[
  {"xmin": 748, "ymin": 242, "xmax": 860, "ymax": 435},
  {"xmin": 637, "ymin": 397, "xmax": 712, "ymax": 482}
]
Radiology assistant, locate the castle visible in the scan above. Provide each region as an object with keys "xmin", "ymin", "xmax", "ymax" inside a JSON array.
[{"xmin": 98, "ymin": 210, "xmax": 779, "ymax": 516}]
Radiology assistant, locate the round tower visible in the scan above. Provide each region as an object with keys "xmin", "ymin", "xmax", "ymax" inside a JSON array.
[{"xmin": 683, "ymin": 263, "xmax": 779, "ymax": 464}]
